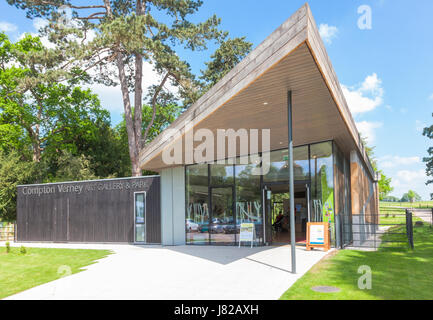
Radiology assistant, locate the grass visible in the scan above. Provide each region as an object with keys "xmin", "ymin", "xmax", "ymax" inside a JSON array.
[
  {"xmin": 0, "ymin": 246, "xmax": 111, "ymax": 299},
  {"xmin": 280, "ymin": 207, "xmax": 433, "ymax": 300}
]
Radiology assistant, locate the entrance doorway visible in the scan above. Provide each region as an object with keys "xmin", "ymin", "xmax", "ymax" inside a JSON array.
[
  {"xmin": 263, "ymin": 183, "xmax": 310, "ymax": 245},
  {"xmin": 209, "ymin": 186, "xmax": 236, "ymax": 245}
]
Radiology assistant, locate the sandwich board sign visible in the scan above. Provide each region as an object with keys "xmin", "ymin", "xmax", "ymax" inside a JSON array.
[
  {"xmin": 239, "ymin": 223, "xmax": 255, "ymax": 248},
  {"xmin": 306, "ymin": 222, "xmax": 330, "ymax": 251}
]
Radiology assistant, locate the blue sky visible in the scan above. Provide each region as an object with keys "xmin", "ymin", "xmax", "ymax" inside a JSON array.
[{"xmin": 0, "ymin": 0, "xmax": 432, "ymax": 200}]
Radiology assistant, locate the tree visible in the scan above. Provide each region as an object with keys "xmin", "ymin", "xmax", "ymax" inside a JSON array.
[
  {"xmin": 8, "ymin": 0, "xmax": 254, "ymax": 176},
  {"xmin": 0, "ymin": 33, "xmax": 107, "ymax": 163},
  {"xmin": 401, "ymin": 190, "xmax": 421, "ymax": 203},
  {"xmin": 422, "ymin": 113, "xmax": 433, "ymax": 199},
  {"xmin": 7, "ymin": 0, "xmax": 229, "ymax": 176},
  {"xmin": 200, "ymin": 36, "xmax": 252, "ymax": 90},
  {"xmin": 50, "ymin": 151, "xmax": 98, "ymax": 182},
  {"xmin": 0, "ymin": 151, "xmax": 39, "ymax": 221},
  {"xmin": 116, "ymin": 101, "xmax": 182, "ymax": 175},
  {"xmin": 361, "ymin": 136, "xmax": 393, "ymax": 199},
  {"xmin": 378, "ymin": 172, "xmax": 393, "ymax": 201}
]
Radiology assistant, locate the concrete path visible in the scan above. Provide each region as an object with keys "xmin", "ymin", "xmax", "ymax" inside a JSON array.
[
  {"xmin": 2, "ymin": 242, "xmax": 329, "ymax": 300},
  {"xmin": 412, "ymin": 210, "xmax": 433, "ymax": 225}
]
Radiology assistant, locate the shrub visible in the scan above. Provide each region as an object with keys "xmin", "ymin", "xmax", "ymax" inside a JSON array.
[
  {"xmin": 5, "ymin": 241, "xmax": 10, "ymax": 253},
  {"xmin": 20, "ymin": 246, "xmax": 26, "ymax": 254}
]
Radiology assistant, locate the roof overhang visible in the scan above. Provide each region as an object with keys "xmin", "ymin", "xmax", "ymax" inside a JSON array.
[{"xmin": 139, "ymin": 3, "xmax": 375, "ymax": 178}]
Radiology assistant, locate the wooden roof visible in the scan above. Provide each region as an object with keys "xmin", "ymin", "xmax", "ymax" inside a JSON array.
[{"xmin": 139, "ymin": 3, "xmax": 375, "ymax": 178}]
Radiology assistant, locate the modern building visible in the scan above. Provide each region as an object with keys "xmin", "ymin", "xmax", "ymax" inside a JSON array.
[
  {"xmin": 16, "ymin": 4, "xmax": 379, "ymax": 254},
  {"xmin": 138, "ymin": 3, "xmax": 380, "ymax": 248}
]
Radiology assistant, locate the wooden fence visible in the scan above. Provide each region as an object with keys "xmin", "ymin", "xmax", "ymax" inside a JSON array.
[{"xmin": 0, "ymin": 223, "xmax": 15, "ymax": 241}]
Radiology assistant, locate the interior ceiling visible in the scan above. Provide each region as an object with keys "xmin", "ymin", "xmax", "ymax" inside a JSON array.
[{"xmin": 144, "ymin": 43, "xmax": 357, "ymax": 171}]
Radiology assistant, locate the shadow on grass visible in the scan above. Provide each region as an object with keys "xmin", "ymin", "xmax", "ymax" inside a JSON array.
[{"xmin": 281, "ymin": 225, "xmax": 433, "ymax": 300}]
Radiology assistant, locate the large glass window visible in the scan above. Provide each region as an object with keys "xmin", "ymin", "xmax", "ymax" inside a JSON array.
[
  {"xmin": 209, "ymin": 186, "xmax": 235, "ymax": 245},
  {"xmin": 185, "ymin": 141, "xmax": 337, "ymax": 247},
  {"xmin": 310, "ymin": 141, "xmax": 335, "ymax": 244},
  {"xmin": 186, "ymin": 164, "xmax": 209, "ymax": 244},
  {"xmin": 235, "ymin": 156, "xmax": 263, "ymax": 245},
  {"xmin": 210, "ymin": 163, "xmax": 234, "ymax": 186},
  {"xmin": 263, "ymin": 146, "xmax": 310, "ymax": 182}
]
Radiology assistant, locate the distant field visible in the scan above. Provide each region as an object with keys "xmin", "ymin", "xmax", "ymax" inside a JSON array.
[{"xmin": 380, "ymin": 201, "xmax": 433, "ymax": 209}]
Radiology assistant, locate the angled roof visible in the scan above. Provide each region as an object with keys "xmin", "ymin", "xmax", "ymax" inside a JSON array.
[{"xmin": 139, "ymin": 3, "xmax": 375, "ymax": 178}]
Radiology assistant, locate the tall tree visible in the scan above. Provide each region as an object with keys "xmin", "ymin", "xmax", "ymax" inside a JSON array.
[
  {"xmin": 7, "ymin": 0, "xmax": 227, "ymax": 176},
  {"xmin": 0, "ymin": 33, "xmax": 104, "ymax": 162},
  {"xmin": 200, "ymin": 36, "xmax": 252, "ymax": 90},
  {"xmin": 422, "ymin": 113, "xmax": 433, "ymax": 199},
  {"xmin": 361, "ymin": 135, "xmax": 393, "ymax": 199}
]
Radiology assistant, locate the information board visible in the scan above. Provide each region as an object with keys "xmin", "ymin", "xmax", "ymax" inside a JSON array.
[
  {"xmin": 239, "ymin": 223, "xmax": 255, "ymax": 248},
  {"xmin": 306, "ymin": 222, "xmax": 330, "ymax": 251}
]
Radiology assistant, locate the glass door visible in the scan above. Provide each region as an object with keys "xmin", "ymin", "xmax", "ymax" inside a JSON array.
[
  {"xmin": 209, "ymin": 187, "xmax": 235, "ymax": 245},
  {"xmin": 134, "ymin": 192, "xmax": 146, "ymax": 243}
]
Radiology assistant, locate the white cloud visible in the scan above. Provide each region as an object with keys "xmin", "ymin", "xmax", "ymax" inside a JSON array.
[
  {"xmin": 378, "ymin": 155, "xmax": 421, "ymax": 169},
  {"xmin": 342, "ymin": 73, "xmax": 384, "ymax": 114},
  {"xmin": 428, "ymin": 93, "xmax": 433, "ymax": 101},
  {"xmin": 392, "ymin": 169, "xmax": 431, "ymax": 200},
  {"xmin": 355, "ymin": 121, "xmax": 382, "ymax": 144},
  {"xmin": 319, "ymin": 24, "xmax": 338, "ymax": 44},
  {"xmin": 0, "ymin": 21, "xmax": 18, "ymax": 33}
]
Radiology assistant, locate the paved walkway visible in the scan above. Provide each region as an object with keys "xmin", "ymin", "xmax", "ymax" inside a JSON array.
[
  {"xmin": 413, "ymin": 209, "xmax": 433, "ymax": 225},
  {"xmin": 2, "ymin": 242, "xmax": 329, "ymax": 300}
]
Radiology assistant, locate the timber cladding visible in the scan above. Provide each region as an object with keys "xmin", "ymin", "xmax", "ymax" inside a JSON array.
[{"xmin": 16, "ymin": 176, "xmax": 161, "ymax": 244}]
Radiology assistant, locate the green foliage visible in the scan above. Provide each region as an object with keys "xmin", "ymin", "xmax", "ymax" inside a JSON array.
[
  {"xmin": 0, "ymin": 150, "xmax": 40, "ymax": 221},
  {"xmin": 422, "ymin": 113, "xmax": 433, "ymax": 199},
  {"xmin": 377, "ymin": 170, "xmax": 393, "ymax": 200},
  {"xmin": 48, "ymin": 151, "xmax": 98, "ymax": 182},
  {"xmin": 5, "ymin": 0, "xmax": 253, "ymax": 176},
  {"xmin": 382, "ymin": 195, "xmax": 400, "ymax": 202},
  {"xmin": 5, "ymin": 241, "xmax": 10, "ymax": 253},
  {"xmin": 19, "ymin": 245, "xmax": 26, "ymax": 255},
  {"xmin": 361, "ymin": 135, "xmax": 393, "ymax": 199},
  {"xmin": 401, "ymin": 190, "xmax": 422, "ymax": 203},
  {"xmin": 200, "ymin": 36, "xmax": 252, "ymax": 89}
]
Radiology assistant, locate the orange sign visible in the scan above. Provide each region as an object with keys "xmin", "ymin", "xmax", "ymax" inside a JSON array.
[{"xmin": 306, "ymin": 222, "xmax": 330, "ymax": 251}]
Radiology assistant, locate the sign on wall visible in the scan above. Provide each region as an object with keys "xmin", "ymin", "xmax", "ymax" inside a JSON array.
[
  {"xmin": 306, "ymin": 222, "xmax": 330, "ymax": 251},
  {"xmin": 239, "ymin": 223, "xmax": 255, "ymax": 248}
]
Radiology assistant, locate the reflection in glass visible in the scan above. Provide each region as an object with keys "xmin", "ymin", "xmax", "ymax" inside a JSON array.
[
  {"xmin": 135, "ymin": 192, "xmax": 146, "ymax": 242},
  {"xmin": 186, "ymin": 164, "xmax": 209, "ymax": 244},
  {"xmin": 210, "ymin": 187, "xmax": 235, "ymax": 245},
  {"xmin": 263, "ymin": 146, "xmax": 310, "ymax": 182},
  {"xmin": 310, "ymin": 141, "xmax": 335, "ymax": 245},
  {"xmin": 235, "ymin": 156, "xmax": 262, "ymax": 245},
  {"xmin": 135, "ymin": 224, "xmax": 145, "ymax": 242},
  {"xmin": 210, "ymin": 163, "xmax": 234, "ymax": 185}
]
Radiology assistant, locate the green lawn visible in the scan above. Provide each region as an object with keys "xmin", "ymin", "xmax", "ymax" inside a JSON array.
[
  {"xmin": 281, "ymin": 222, "xmax": 433, "ymax": 300},
  {"xmin": 0, "ymin": 246, "xmax": 111, "ymax": 299}
]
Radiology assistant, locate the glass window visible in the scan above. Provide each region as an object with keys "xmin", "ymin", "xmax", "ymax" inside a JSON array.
[
  {"xmin": 210, "ymin": 187, "xmax": 235, "ymax": 245},
  {"xmin": 263, "ymin": 149, "xmax": 289, "ymax": 182},
  {"xmin": 235, "ymin": 156, "xmax": 263, "ymax": 245},
  {"xmin": 310, "ymin": 141, "xmax": 335, "ymax": 245},
  {"xmin": 134, "ymin": 192, "xmax": 146, "ymax": 243},
  {"xmin": 210, "ymin": 162, "xmax": 234, "ymax": 186},
  {"xmin": 186, "ymin": 164, "xmax": 209, "ymax": 244},
  {"xmin": 263, "ymin": 146, "xmax": 310, "ymax": 182}
]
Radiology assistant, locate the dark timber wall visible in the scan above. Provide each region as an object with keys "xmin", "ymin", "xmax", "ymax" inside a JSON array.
[{"xmin": 16, "ymin": 176, "xmax": 161, "ymax": 243}]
